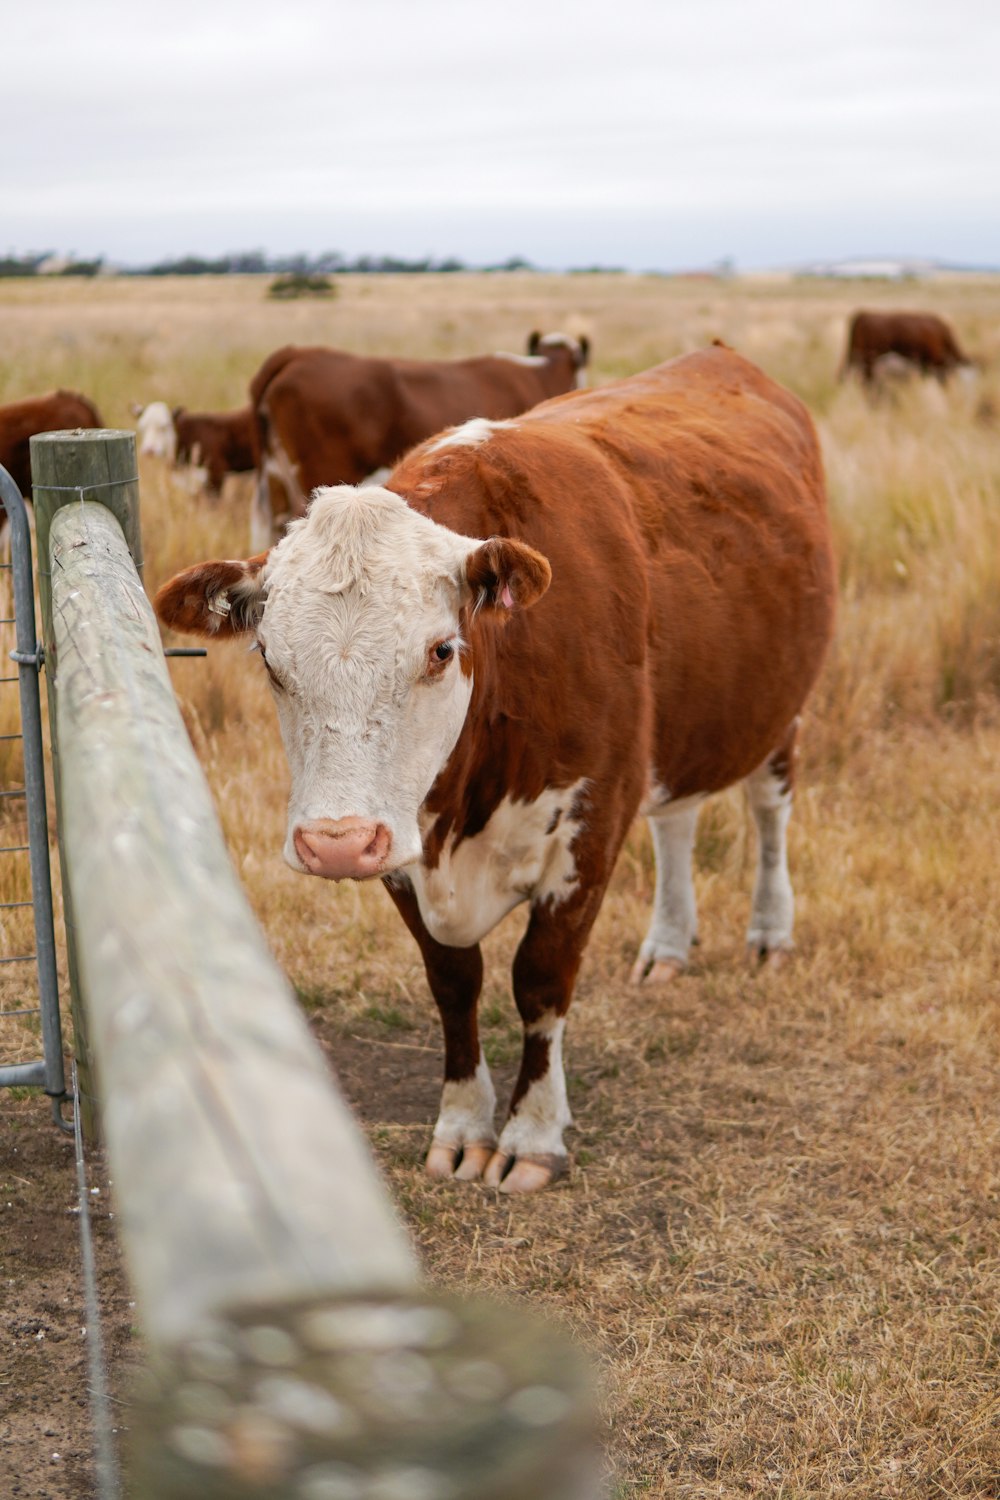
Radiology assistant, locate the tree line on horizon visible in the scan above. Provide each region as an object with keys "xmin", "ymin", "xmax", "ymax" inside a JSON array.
[{"xmin": 0, "ymin": 250, "xmax": 627, "ymax": 278}]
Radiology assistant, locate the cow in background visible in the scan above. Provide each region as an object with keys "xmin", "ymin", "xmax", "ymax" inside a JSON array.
[
  {"xmin": 173, "ymin": 407, "xmax": 255, "ymax": 494},
  {"xmin": 0, "ymin": 389, "xmax": 103, "ymax": 498},
  {"xmin": 249, "ymin": 332, "xmax": 590, "ymax": 548},
  {"xmin": 155, "ymin": 345, "xmax": 835, "ymax": 1195},
  {"xmin": 842, "ymin": 310, "xmax": 972, "ymax": 384},
  {"xmin": 0, "ymin": 390, "xmax": 103, "ymax": 545},
  {"xmin": 134, "ymin": 403, "xmax": 255, "ymax": 494},
  {"xmin": 134, "ymin": 401, "xmax": 176, "ymax": 462}
]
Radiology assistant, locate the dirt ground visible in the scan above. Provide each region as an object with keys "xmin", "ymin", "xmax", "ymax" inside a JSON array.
[{"xmin": 0, "ymin": 1095, "xmax": 131, "ymax": 1500}]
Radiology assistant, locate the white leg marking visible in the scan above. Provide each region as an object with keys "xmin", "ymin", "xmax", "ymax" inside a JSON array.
[
  {"xmin": 497, "ymin": 1016, "xmax": 571, "ymax": 1159},
  {"xmin": 745, "ymin": 760, "xmax": 794, "ymax": 953},
  {"xmin": 634, "ymin": 796, "xmax": 703, "ymax": 974},
  {"xmin": 432, "ymin": 1051, "xmax": 496, "ymax": 1147}
]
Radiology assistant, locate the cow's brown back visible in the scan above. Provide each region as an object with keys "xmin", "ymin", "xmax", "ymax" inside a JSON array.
[{"xmin": 0, "ymin": 390, "xmax": 103, "ymax": 496}]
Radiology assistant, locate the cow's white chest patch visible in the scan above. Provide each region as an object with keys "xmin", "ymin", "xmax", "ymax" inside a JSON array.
[{"xmin": 410, "ymin": 780, "xmax": 587, "ymax": 947}]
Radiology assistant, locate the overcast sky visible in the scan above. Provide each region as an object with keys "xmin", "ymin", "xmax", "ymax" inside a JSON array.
[{"xmin": 6, "ymin": 0, "xmax": 999, "ymax": 271}]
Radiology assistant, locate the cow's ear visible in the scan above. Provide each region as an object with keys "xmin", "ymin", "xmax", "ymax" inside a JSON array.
[
  {"xmin": 527, "ymin": 330, "xmax": 542, "ymax": 356},
  {"xmin": 465, "ymin": 537, "xmax": 551, "ymax": 614},
  {"xmin": 154, "ymin": 552, "xmax": 270, "ymax": 637}
]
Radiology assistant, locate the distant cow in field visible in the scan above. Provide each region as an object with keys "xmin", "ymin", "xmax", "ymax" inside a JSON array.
[
  {"xmin": 0, "ymin": 389, "xmax": 103, "ymax": 498},
  {"xmin": 134, "ymin": 402, "xmax": 255, "ymax": 494},
  {"xmin": 842, "ymin": 310, "xmax": 972, "ymax": 384},
  {"xmin": 173, "ymin": 407, "xmax": 255, "ymax": 494},
  {"xmin": 248, "ymin": 331, "xmax": 590, "ymax": 547},
  {"xmin": 156, "ymin": 344, "xmax": 835, "ymax": 1195},
  {"xmin": 134, "ymin": 401, "xmax": 176, "ymax": 462}
]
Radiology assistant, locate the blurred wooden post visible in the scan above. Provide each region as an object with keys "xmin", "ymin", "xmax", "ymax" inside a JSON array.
[
  {"xmin": 31, "ymin": 428, "xmax": 142, "ymax": 1140},
  {"xmin": 46, "ymin": 494, "xmax": 594, "ymax": 1498}
]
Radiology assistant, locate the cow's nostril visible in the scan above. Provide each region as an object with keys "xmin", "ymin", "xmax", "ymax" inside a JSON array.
[
  {"xmin": 292, "ymin": 819, "xmax": 393, "ymax": 880},
  {"xmin": 365, "ymin": 825, "xmax": 390, "ymax": 861}
]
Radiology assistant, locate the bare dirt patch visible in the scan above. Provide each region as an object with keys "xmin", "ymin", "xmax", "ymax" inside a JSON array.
[{"xmin": 0, "ymin": 1098, "xmax": 134, "ymax": 1500}]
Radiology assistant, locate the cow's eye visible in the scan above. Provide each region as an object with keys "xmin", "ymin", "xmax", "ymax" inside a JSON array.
[
  {"xmin": 424, "ymin": 638, "xmax": 457, "ymax": 680},
  {"xmin": 258, "ymin": 644, "xmax": 286, "ymax": 691}
]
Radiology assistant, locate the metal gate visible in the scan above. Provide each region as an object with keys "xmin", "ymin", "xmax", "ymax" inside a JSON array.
[{"xmin": 0, "ymin": 465, "xmax": 67, "ymax": 1124}]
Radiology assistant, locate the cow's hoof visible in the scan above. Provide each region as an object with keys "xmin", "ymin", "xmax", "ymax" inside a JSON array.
[
  {"xmin": 453, "ymin": 1143, "xmax": 495, "ymax": 1181},
  {"xmin": 425, "ymin": 1139, "xmax": 495, "ymax": 1182},
  {"xmin": 748, "ymin": 944, "xmax": 791, "ymax": 972},
  {"xmin": 425, "ymin": 1142, "xmax": 460, "ymax": 1179},
  {"xmin": 483, "ymin": 1151, "xmax": 568, "ymax": 1193},
  {"xmin": 629, "ymin": 954, "xmax": 685, "ymax": 985}
]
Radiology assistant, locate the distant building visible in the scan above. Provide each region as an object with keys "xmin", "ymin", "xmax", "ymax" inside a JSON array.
[
  {"xmin": 35, "ymin": 253, "xmax": 106, "ymax": 277},
  {"xmin": 36, "ymin": 254, "xmax": 73, "ymax": 275},
  {"xmin": 797, "ymin": 256, "xmax": 991, "ymax": 280}
]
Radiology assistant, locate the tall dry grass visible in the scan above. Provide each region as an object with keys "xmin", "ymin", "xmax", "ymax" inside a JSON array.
[{"xmin": 2, "ymin": 272, "xmax": 1000, "ymax": 1495}]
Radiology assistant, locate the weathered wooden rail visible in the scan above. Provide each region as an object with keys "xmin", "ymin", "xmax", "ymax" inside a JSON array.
[{"xmin": 32, "ymin": 431, "xmax": 592, "ymax": 1499}]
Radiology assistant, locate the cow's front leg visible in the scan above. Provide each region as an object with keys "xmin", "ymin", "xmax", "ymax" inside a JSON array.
[
  {"xmin": 384, "ymin": 878, "xmax": 496, "ymax": 1181},
  {"xmin": 484, "ymin": 897, "xmax": 597, "ymax": 1195}
]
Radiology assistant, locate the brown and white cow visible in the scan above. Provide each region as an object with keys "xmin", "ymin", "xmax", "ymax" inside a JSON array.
[
  {"xmin": 842, "ymin": 309, "xmax": 972, "ymax": 384},
  {"xmin": 248, "ymin": 332, "xmax": 590, "ymax": 549},
  {"xmin": 156, "ymin": 345, "xmax": 835, "ymax": 1194},
  {"xmin": 173, "ymin": 406, "xmax": 256, "ymax": 494},
  {"xmin": 0, "ymin": 389, "xmax": 103, "ymax": 497},
  {"xmin": 134, "ymin": 402, "xmax": 255, "ymax": 494}
]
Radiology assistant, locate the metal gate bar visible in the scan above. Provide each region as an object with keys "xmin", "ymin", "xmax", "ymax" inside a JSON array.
[{"xmin": 0, "ymin": 466, "xmax": 66, "ymax": 1116}]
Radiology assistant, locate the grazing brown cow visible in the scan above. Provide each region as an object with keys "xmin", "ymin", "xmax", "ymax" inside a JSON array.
[
  {"xmin": 248, "ymin": 331, "xmax": 590, "ymax": 548},
  {"xmin": 156, "ymin": 345, "xmax": 835, "ymax": 1194},
  {"xmin": 842, "ymin": 310, "xmax": 971, "ymax": 384},
  {"xmin": 0, "ymin": 389, "xmax": 103, "ymax": 497},
  {"xmin": 172, "ymin": 406, "xmax": 256, "ymax": 494},
  {"xmin": 134, "ymin": 403, "xmax": 256, "ymax": 494}
]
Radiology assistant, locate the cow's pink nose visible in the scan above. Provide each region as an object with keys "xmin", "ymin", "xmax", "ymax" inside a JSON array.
[{"xmin": 293, "ymin": 818, "xmax": 392, "ymax": 880}]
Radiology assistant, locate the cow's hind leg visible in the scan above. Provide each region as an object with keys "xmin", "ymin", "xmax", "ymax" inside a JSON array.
[
  {"xmin": 384, "ymin": 878, "xmax": 496, "ymax": 1182},
  {"xmin": 629, "ymin": 797, "xmax": 702, "ymax": 984},
  {"xmin": 745, "ymin": 728, "xmax": 797, "ymax": 966},
  {"xmin": 484, "ymin": 897, "xmax": 599, "ymax": 1194}
]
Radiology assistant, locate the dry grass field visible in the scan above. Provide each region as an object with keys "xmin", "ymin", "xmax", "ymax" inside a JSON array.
[{"xmin": 2, "ymin": 271, "xmax": 1000, "ymax": 1497}]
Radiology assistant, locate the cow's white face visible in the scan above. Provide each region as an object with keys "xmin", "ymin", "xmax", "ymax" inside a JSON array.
[
  {"xmin": 242, "ymin": 480, "xmax": 563, "ymax": 882},
  {"xmin": 154, "ymin": 483, "xmax": 551, "ymax": 882},
  {"xmin": 262, "ymin": 486, "xmax": 477, "ymax": 877},
  {"xmin": 136, "ymin": 401, "xmax": 176, "ymax": 461}
]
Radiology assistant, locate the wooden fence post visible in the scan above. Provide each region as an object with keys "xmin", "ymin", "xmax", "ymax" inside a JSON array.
[{"xmin": 30, "ymin": 427, "xmax": 141, "ymax": 1140}]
